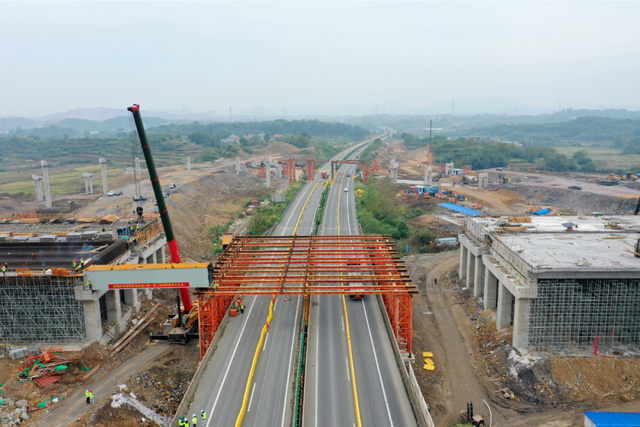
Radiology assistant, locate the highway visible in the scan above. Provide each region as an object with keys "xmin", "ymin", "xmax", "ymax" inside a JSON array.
[
  {"xmin": 188, "ymin": 137, "xmax": 378, "ymax": 427},
  {"xmin": 304, "ymin": 147, "xmax": 417, "ymax": 426}
]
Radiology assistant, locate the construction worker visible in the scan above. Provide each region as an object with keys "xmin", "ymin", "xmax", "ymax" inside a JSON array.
[
  {"xmin": 605, "ymin": 220, "xmax": 609, "ymax": 228},
  {"xmin": 89, "ymin": 390, "xmax": 93, "ymax": 404},
  {"xmin": 178, "ymin": 417, "xmax": 184, "ymax": 427},
  {"xmin": 192, "ymin": 414, "xmax": 198, "ymax": 427},
  {"xmin": 1, "ymin": 264, "xmax": 6, "ymax": 275},
  {"xmin": 184, "ymin": 414, "xmax": 190, "ymax": 427},
  {"xmin": 80, "ymin": 257, "xmax": 85, "ymax": 267},
  {"xmin": 201, "ymin": 410, "xmax": 207, "ymax": 422},
  {"xmin": 240, "ymin": 303, "xmax": 245, "ymax": 314},
  {"xmin": 85, "ymin": 390, "xmax": 90, "ymax": 404},
  {"xmin": 73, "ymin": 259, "xmax": 77, "ymax": 269}
]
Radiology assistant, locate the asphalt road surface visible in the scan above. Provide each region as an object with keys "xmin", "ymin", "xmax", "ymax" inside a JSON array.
[
  {"xmin": 188, "ymin": 138, "xmax": 378, "ymax": 427},
  {"xmin": 304, "ymin": 148, "xmax": 418, "ymax": 427}
]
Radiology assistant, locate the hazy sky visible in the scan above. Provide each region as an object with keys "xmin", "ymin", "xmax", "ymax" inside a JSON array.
[{"xmin": 2, "ymin": 1, "xmax": 639, "ymax": 117}]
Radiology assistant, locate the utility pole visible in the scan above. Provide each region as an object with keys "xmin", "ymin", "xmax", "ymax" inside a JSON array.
[{"xmin": 429, "ymin": 119, "xmax": 432, "ymax": 166}]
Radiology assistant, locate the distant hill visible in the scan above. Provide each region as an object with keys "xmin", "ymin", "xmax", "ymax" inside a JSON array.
[
  {"xmin": 41, "ymin": 107, "xmax": 128, "ymax": 121},
  {"xmin": 468, "ymin": 116, "xmax": 640, "ymax": 146}
]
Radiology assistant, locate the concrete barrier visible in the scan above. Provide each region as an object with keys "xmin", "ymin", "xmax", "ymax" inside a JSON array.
[
  {"xmin": 169, "ymin": 307, "xmax": 232, "ymax": 427},
  {"xmin": 375, "ymin": 295, "xmax": 432, "ymax": 427}
]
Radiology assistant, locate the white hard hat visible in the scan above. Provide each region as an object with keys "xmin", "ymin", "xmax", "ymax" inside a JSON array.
[{"xmin": 86, "ymin": 390, "xmax": 89, "ymax": 392}]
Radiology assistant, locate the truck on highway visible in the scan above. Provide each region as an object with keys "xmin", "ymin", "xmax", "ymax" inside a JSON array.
[
  {"xmin": 349, "ymin": 283, "xmax": 366, "ymax": 300},
  {"xmin": 321, "ymin": 170, "xmax": 328, "ymax": 179}
]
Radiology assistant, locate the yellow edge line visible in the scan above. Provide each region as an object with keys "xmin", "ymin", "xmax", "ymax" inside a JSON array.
[
  {"xmin": 293, "ymin": 182, "xmax": 321, "ymax": 236},
  {"xmin": 235, "ymin": 296, "xmax": 275, "ymax": 427},
  {"xmin": 337, "ymin": 167, "xmax": 362, "ymax": 427},
  {"xmin": 236, "ymin": 178, "xmax": 319, "ymax": 426}
]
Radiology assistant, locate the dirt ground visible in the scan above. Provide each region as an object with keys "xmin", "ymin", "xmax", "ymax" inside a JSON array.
[
  {"xmin": 0, "ymin": 291, "xmax": 201, "ymax": 427},
  {"xmin": 405, "ymin": 251, "xmax": 640, "ymax": 427}
]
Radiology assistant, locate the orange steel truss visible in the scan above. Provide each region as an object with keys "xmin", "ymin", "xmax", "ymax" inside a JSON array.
[
  {"xmin": 331, "ymin": 160, "xmax": 370, "ymax": 184},
  {"xmin": 196, "ymin": 235, "xmax": 416, "ymax": 358},
  {"xmin": 372, "ymin": 160, "xmax": 379, "ymax": 172},
  {"xmin": 462, "ymin": 165, "xmax": 471, "ymax": 176},
  {"xmin": 306, "ymin": 160, "xmax": 315, "ymax": 182},
  {"xmin": 288, "ymin": 159, "xmax": 296, "ymax": 184},
  {"xmin": 257, "ymin": 165, "xmax": 266, "ymax": 178}
]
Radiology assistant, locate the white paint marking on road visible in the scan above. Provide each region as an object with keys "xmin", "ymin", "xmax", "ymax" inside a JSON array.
[
  {"xmin": 361, "ymin": 299, "xmax": 394, "ymax": 427},
  {"xmin": 206, "ymin": 295, "xmax": 258, "ymax": 427},
  {"xmin": 273, "ymin": 298, "xmax": 278, "ymax": 312},
  {"xmin": 315, "ymin": 297, "xmax": 319, "ymax": 427},
  {"xmin": 248, "ymin": 382, "xmax": 257, "ymax": 412},
  {"xmin": 263, "ymin": 332, "xmax": 270, "ymax": 351},
  {"xmin": 282, "ymin": 182, "xmax": 313, "ymax": 233},
  {"xmin": 342, "ymin": 315, "xmax": 345, "ymax": 332},
  {"xmin": 280, "ymin": 295, "xmax": 301, "ymax": 427},
  {"xmin": 346, "ymin": 358, "xmax": 351, "ymax": 382}
]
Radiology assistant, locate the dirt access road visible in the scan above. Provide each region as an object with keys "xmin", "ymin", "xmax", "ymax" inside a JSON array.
[
  {"xmin": 407, "ymin": 251, "xmax": 629, "ymax": 427},
  {"xmin": 33, "ymin": 343, "xmax": 171, "ymax": 427}
]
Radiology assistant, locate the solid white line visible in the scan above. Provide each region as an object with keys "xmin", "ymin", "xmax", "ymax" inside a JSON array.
[
  {"xmin": 274, "ymin": 299, "xmax": 278, "ymax": 312},
  {"xmin": 315, "ymin": 297, "xmax": 319, "ymax": 427},
  {"xmin": 361, "ymin": 299, "xmax": 394, "ymax": 427},
  {"xmin": 206, "ymin": 296, "xmax": 257, "ymax": 426},
  {"xmin": 280, "ymin": 295, "xmax": 301, "ymax": 427},
  {"xmin": 282, "ymin": 182, "xmax": 313, "ymax": 233},
  {"xmin": 262, "ymin": 332, "xmax": 269, "ymax": 352},
  {"xmin": 346, "ymin": 357, "xmax": 351, "ymax": 382},
  {"xmin": 342, "ymin": 316, "xmax": 345, "ymax": 332},
  {"xmin": 248, "ymin": 383, "xmax": 257, "ymax": 412}
]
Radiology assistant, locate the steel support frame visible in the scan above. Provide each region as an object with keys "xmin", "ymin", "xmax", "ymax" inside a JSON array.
[
  {"xmin": 331, "ymin": 160, "xmax": 370, "ymax": 184},
  {"xmin": 288, "ymin": 159, "xmax": 296, "ymax": 184},
  {"xmin": 372, "ymin": 160, "xmax": 379, "ymax": 172},
  {"xmin": 381, "ymin": 293, "xmax": 413, "ymax": 354},
  {"xmin": 197, "ymin": 235, "xmax": 415, "ymax": 359},
  {"xmin": 306, "ymin": 160, "xmax": 315, "ymax": 182},
  {"xmin": 257, "ymin": 166, "xmax": 266, "ymax": 179}
]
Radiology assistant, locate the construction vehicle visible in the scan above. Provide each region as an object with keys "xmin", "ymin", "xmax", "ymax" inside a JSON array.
[
  {"xmin": 498, "ymin": 174, "xmax": 509, "ymax": 184},
  {"xmin": 128, "ymin": 105, "xmax": 197, "ymax": 344},
  {"xmin": 459, "ymin": 402, "xmax": 485, "ymax": 426},
  {"xmin": 168, "ymin": 298, "xmax": 199, "ymax": 344},
  {"xmin": 222, "ymin": 232, "xmax": 234, "ymax": 251},
  {"xmin": 462, "ymin": 175, "xmax": 478, "ymax": 184}
]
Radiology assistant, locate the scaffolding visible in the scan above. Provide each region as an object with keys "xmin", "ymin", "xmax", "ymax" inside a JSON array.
[
  {"xmin": 529, "ymin": 278, "xmax": 640, "ymax": 352},
  {"xmin": 0, "ymin": 275, "xmax": 85, "ymax": 343}
]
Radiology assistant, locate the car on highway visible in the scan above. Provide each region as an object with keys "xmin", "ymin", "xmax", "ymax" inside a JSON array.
[
  {"xmin": 115, "ymin": 190, "xmax": 123, "ymax": 196},
  {"xmin": 346, "ymin": 174, "xmax": 351, "ymax": 177},
  {"xmin": 107, "ymin": 191, "xmax": 115, "ymax": 196},
  {"xmin": 169, "ymin": 183, "xmax": 176, "ymax": 189},
  {"xmin": 496, "ymin": 167, "xmax": 503, "ymax": 171},
  {"xmin": 568, "ymin": 185, "xmax": 582, "ymax": 190},
  {"xmin": 343, "ymin": 187, "xmax": 348, "ymax": 192}
]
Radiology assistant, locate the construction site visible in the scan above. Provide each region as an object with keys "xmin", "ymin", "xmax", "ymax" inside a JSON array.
[{"xmin": 0, "ymin": 116, "xmax": 639, "ymax": 427}]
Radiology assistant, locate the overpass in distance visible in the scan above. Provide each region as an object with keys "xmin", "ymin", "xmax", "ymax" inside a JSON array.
[{"xmin": 182, "ymin": 133, "xmax": 424, "ymax": 427}]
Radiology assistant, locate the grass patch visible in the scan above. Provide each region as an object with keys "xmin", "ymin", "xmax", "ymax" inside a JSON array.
[
  {"xmin": 355, "ymin": 178, "xmax": 457, "ymax": 255},
  {"xmin": 556, "ymin": 145, "xmax": 640, "ymax": 173},
  {"xmin": 0, "ymin": 166, "xmax": 122, "ymax": 195}
]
